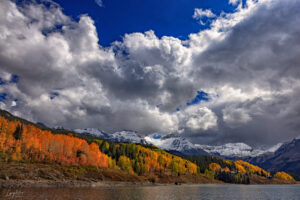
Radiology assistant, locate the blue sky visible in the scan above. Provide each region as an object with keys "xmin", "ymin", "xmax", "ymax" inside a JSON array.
[{"xmin": 55, "ymin": 0, "xmax": 240, "ymax": 46}]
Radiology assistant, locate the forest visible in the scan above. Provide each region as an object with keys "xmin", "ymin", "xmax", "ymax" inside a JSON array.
[{"xmin": 0, "ymin": 109, "xmax": 295, "ymax": 184}]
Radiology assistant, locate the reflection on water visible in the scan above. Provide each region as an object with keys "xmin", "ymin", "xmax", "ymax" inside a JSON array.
[{"xmin": 0, "ymin": 184, "xmax": 299, "ymax": 200}]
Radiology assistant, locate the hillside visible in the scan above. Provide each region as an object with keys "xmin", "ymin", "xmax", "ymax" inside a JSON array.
[
  {"xmin": 0, "ymin": 109, "xmax": 296, "ymax": 187},
  {"xmin": 245, "ymin": 138, "xmax": 300, "ymax": 180}
]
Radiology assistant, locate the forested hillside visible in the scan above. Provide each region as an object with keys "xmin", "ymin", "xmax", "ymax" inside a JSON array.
[{"xmin": 0, "ymin": 110, "xmax": 295, "ymax": 185}]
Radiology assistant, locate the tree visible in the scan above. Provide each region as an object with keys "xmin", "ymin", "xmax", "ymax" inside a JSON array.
[
  {"xmin": 118, "ymin": 155, "xmax": 133, "ymax": 174},
  {"xmin": 274, "ymin": 172, "xmax": 295, "ymax": 181},
  {"xmin": 13, "ymin": 125, "xmax": 22, "ymax": 140},
  {"xmin": 209, "ymin": 163, "xmax": 221, "ymax": 172}
]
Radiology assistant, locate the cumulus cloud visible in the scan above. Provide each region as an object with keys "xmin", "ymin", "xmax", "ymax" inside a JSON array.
[
  {"xmin": 228, "ymin": 0, "xmax": 241, "ymax": 6},
  {"xmin": 193, "ymin": 8, "xmax": 216, "ymax": 25},
  {"xmin": 182, "ymin": 106, "xmax": 218, "ymax": 132},
  {"xmin": 1, "ymin": 0, "xmax": 300, "ymax": 146}
]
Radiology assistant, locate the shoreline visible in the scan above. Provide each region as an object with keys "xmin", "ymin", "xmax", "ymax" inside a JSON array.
[
  {"xmin": 1, "ymin": 179, "xmax": 298, "ymax": 189},
  {"xmin": 0, "ymin": 162, "xmax": 297, "ymax": 189}
]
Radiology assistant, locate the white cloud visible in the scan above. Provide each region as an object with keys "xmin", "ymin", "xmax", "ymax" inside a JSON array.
[
  {"xmin": 193, "ymin": 8, "xmax": 216, "ymax": 25},
  {"xmin": 229, "ymin": 0, "xmax": 241, "ymax": 6},
  {"xmin": 179, "ymin": 106, "xmax": 218, "ymax": 133},
  {"xmin": 193, "ymin": 8, "xmax": 216, "ymax": 19}
]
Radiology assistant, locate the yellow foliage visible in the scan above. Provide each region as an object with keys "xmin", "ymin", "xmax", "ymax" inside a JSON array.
[
  {"xmin": 234, "ymin": 160, "xmax": 270, "ymax": 176},
  {"xmin": 225, "ymin": 160, "xmax": 233, "ymax": 165},
  {"xmin": 234, "ymin": 163, "xmax": 246, "ymax": 174},
  {"xmin": 274, "ymin": 172, "xmax": 295, "ymax": 181},
  {"xmin": 118, "ymin": 155, "xmax": 134, "ymax": 174}
]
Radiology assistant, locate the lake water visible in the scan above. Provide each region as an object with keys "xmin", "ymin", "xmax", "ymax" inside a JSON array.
[{"xmin": 0, "ymin": 184, "xmax": 299, "ymax": 200}]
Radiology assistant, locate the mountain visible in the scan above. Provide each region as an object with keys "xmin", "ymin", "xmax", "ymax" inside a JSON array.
[
  {"xmin": 74, "ymin": 128, "xmax": 148, "ymax": 144},
  {"xmin": 74, "ymin": 129, "xmax": 207, "ymax": 155},
  {"xmin": 144, "ymin": 133, "xmax": 208, "ymax": 156},
  {"xmin": 74, "ymin": 128, "xmax": 289, "ymax": 159},
  {"xmin": 245, "ymin": 138, "xmax": 300, "ymax": 180},
  {"xmin": 196, "ymin": 142, "xmax": 283, "ymax": 158},
  {"xmin": 194, "ymin": 138, "xmax": 300, "ymax": 180}
]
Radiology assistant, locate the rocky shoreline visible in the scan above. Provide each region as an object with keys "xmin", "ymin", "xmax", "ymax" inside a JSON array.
[
  {"xmin": 0, "ymin": 179, "xmax": 164, "ymax": 189},
  {"xmin": 1, "ymin": 179, "xmax": 298, "ymax": 189}
]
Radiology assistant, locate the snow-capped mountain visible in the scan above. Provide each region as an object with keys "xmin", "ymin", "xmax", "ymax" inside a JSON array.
[
  {"xmin": 144, "ymin": 133, "xmax": 207, "ymax": 155},
  {"xmin": 73, "ymin": 127, "xmax": 299, "ymax": 180},
  {"xmin": 74, "ymin": 128, "xmax": 283, "ymax": 158},
  {"xmin": 74, "ymin": 128, "xmax": 148, "ymax": 144},
  {"xmin": 196, "ymin": 142, "xmax": 283, "ymax": 158},
  {"xmin": 245, "ymin": 137, "xmax": 300, "ymax": 180},
  {"xmin": 108, "ymin": 131, "xmax": 148, "ymax": 144},
  {"xmin": 74, "ymin": 128, "xmax": 207, "ymax": 155},
  {"xmin": 75, "ymin": 128, "xmax": 107, "ymax": 137}
]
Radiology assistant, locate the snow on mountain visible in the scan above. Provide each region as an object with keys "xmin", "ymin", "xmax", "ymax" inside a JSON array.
[
  {"xmin": 264, "ymin": 143, "xmax": 283, "ymax": 154},
  {"xmin": 74, "ymin": 128, "xmax": 283, "ymax": 158},
  {"xmin": 74, "ymin": 128, "xmax": 107, "ymax": 137},
  {"xmin": 144, "ymin": 133, "xmax": 207, "ymax": 155},
  {"xmin": 196, "ymin": 142, "xmax": 283, "ymax": 157},
  {"xmin": 145, "ymin": 134, "xmax": 193, "ymax": 152},
  {"xmin": 109, "ymin": 131, "xmax": 147, "ymax": 144},
  {"xmin": 74, "ymin": 128, "xmax": 147, "ymax": 144},
  {"xmin": 245, "ymin": 137, "xmax": 300, "ymax": 180}
]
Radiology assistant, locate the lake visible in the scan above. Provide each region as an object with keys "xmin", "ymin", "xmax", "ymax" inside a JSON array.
[{"xmin": 0, "ymin": 184, "xmax": 299, "ymax": 200}]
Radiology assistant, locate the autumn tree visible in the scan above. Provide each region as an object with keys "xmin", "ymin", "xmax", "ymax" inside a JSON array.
[
  {"xmin": 209, "ymin": 163, "xmax": 222, "ymax": 172},
  {"xmin": 273, "ymin": 172, "xmax": 295, "ymax": 181}
]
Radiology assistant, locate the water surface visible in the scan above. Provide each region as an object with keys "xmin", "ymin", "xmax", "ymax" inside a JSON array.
[{"xmin": 1, "ymin": 184, "xmax": 299, "ymax": 200}]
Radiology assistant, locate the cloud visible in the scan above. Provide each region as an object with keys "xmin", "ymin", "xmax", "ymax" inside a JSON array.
[
  {"xmin": 222, "ymin": 105, "xmax": 252, "ymax": 128},
  {"xmin": 193, "ymin": 8, "xmax": 216, "ymax": 19},
  {"xmin": 228, "ymin": 0, "xmax": 241, "ymax": 6},
  {"xmin": 95, "ymin": 0, "xmax": 103, "ymax": 7},
  {"xmin": 182, "ymin": 106, "xmax": 218, "ymax": 132},
  {"xmin": 193, "ymin": 8, "xmax": 216, "ymax": 25},
  {"xmin": 1, "ymin": 0, "xmax": 300, "ymax": 146}
]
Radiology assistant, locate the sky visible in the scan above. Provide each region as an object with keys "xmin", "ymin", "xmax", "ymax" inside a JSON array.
[
  {"xmin": 0, "ymin": 0, "xmax": 300, "ymax": 146},
  {"xmin": 53, "ymin": 0, "xmax": 240, "ymax": 46}
]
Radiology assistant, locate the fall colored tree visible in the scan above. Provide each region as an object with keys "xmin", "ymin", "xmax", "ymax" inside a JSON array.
[
  {"xmin": 273, "ymin": 172, "xmax": 295, "ymax": 181},
  {"xmin": 118, "ymin": 155, "xmax": 134, "ymax": 174},
  {"xmin": 209, "ymin": 163, "xmax": 222, "ymax": 172},
  {"xmin": 234, "ymin": 160, "xmax": 270, "ymax": 176},
  {"xmin": 0, "ymin": 116, "xmax": 108, "ymax": 168},
  {"xmin": 223, "ymin": 166, "xmax": 230, "ymax": 173}
]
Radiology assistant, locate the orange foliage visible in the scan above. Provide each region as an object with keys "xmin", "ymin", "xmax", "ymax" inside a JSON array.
[
  {"xmin": 209, "ymin": 163, "xmax": 221, "ymax": 172},
  {"xmin": 223, "ymin": 166, "xmax": 230, "ymax": 172},
  {"xmin": 0, "ymin": 116, "xmax": 108, "ymax": 168}
]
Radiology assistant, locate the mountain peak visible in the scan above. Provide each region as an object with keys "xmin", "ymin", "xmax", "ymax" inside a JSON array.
[{"xmin": 196, "ymin": 142, "xmax": 283, "ymax": 158}]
